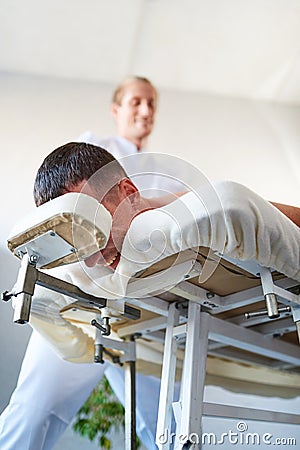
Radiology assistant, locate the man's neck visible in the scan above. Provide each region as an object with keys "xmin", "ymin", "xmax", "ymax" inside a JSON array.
[
  {"xmin": 121, "ymin": 135, "xmax": 148, "ymax": 151},
  {"xmin": 135, "ymin": 137, "xmax": 146, "ymax": 151}
]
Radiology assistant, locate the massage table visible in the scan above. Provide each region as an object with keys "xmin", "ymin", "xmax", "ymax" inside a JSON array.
[{"xmin": 2, "ymin": 180, "xmax": 300, "ymax": 450}]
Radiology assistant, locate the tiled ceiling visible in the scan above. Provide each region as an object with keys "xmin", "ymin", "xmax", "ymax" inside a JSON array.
[{"xmin": 1, "ymin": 0, "xmax": 300, "ymax": 103}]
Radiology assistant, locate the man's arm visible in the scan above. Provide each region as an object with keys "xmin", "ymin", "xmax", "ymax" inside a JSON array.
[{"xmin": 271, "ymin": 202, "xmax": 300, "ymax": 227}]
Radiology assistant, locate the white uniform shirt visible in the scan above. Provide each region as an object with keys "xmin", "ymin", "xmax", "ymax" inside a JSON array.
[{"xmin": 77, "ymin": 131, "xmax": 189, "ymax": 196}]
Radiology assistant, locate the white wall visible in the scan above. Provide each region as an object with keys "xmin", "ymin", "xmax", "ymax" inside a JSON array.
[{"xmin": 0, "ymin": 72, "xmax": 299, "ymax": 448}]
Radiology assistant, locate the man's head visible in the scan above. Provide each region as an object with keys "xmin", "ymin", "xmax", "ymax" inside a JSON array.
[
  {"xmin": 34, "ymin": 142, "xmax": 142, "ymax": 268},
  {"xmin": 33, "ymin": 142, "xmax": 130, "ymax": 207},
  {"xmin": 111, "ymin": 76, "xmax": 158, "ymax": 150}
]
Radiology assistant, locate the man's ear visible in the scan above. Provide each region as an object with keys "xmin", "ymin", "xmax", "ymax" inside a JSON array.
[
  {"xmin": 118, "ymin": 178, "xmax": 140, "ymax": 204},
  {"xmin": 110, "ymin": 102, "xmax": 119, "ymax": 120}
]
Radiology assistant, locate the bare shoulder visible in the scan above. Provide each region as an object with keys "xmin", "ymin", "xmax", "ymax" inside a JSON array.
[{"xmin": 271, "ymin": 202, "xmax": 300, "ymax": 227}]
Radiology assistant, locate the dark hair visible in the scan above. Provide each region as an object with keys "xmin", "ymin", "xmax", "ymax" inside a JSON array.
[{"xmin": 33, "ymin": 142, "xmax": 127, "ymax": 206}]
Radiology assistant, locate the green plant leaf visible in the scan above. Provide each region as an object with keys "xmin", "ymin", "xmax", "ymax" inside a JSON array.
[{"xmin": 73, "ymin": 375, "xmax": 140, "ymax": 448}]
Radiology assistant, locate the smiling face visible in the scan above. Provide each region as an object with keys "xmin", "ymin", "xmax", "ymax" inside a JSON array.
[{"xmin": 111, "ymin": 80, "xmax": 157, "ymax": 149}]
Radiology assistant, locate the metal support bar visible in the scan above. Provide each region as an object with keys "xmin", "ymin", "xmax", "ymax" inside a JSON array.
[
  {"xmin": 260, "ymin": 268, "xmax": 280, "ymax": 318},
  {"xmin": 258, "ymin": 268, "xmax": 300, "ymax": 307},
  {"xmin": 208, "ymin": 313, "xmax": 300, "ymax": 366},
  {"xmin": 125, "ymin": 358, "xmax": 137, "ymax": 450},
  {"xmin": 265, "ymin": 293, "xmax": 279, "ymax": 318},
  {"xmin": 11, "ymin": 254, "xmax": 37, "ymax": 323},
  {"xmin": 176, "ymin": 303, "xmax": 208, "ymax": 450},
  {"xmin": 245, "ymin": 305, "xmax": 290, "ymax": 320},
  {"xmin": 118, "ymin": 316, "xmax": 168, "ymax": 339},
  {"xmin": 291, "ymin": 305, "xmax": 300, "ymax": 342},
  {"xmin": 127, "ymin": 296, "xmax": 169, "ymax": 317},
  {"xmin": 36, "ymin": 271, "xmax": 107, "ymax": 307},
  {"xmin": 93, "ymin": 325, "xmax": 137, "ymax": 449},
  {"xmin": 203, "ymin": 402, "xmax": 300, "ymax": 424},
  {"xmin": 13, "ymin": 293, "xmax": 33, "ymax": 324},
  {"xmin": 258, "ymin": 268, "xmax": 300, "ymax": 332},
  {"xmin": 170, "ymin": 277, "xmax": 299, "ymax": 315},
  {"xmin": 91, "ymin": 317, "xmax": 111, "ymax": 336},
  {"xmin": 156, "ymin": 303, "xmax": 180, "ymax": 450},
  {"xmin": 94, "ymin": 333, "xmax": 136, "ymax": 364},
  {"xmin": 5, "ymin": 254, "xmax": 108, "ymax": 323}
]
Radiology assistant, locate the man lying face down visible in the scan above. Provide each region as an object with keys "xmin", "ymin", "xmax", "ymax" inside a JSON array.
[
  {"xmin": 34, "ymin": 140, "xmax": 299, "ymax": 245},
  {"xmin": 33, "ymin": 141, "xmax": 181, "ymax": 273},
  {"xmin": 34, "ymin": 141, "xmax": 300, "ymax": 274},
  {"xmin": 30, "ymin": 141, "xmax": 300, "ymax": 354}
]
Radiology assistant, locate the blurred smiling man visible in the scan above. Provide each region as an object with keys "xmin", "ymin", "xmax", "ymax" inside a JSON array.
[
  {"xmin": 110, "ymin": 76, "xmax": 157, "ymax": 149},
  {"xmin": 80, "ymin": 75, "xmax": 158, "ymax": 156}
]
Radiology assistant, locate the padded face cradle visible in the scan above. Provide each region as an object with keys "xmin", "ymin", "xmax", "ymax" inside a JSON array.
[{"xmin": 7, "ymin": 193, "xmax": 112, "ymax": 269}]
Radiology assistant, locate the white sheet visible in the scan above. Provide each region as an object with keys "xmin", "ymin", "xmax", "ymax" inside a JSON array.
[
  {"xmin": 58, "ymin": 180, "xmax": 300, "ymax": 300},
  {"xmin": 121, "ymin": 179, "xmax": 300, "ymax": 285}
]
